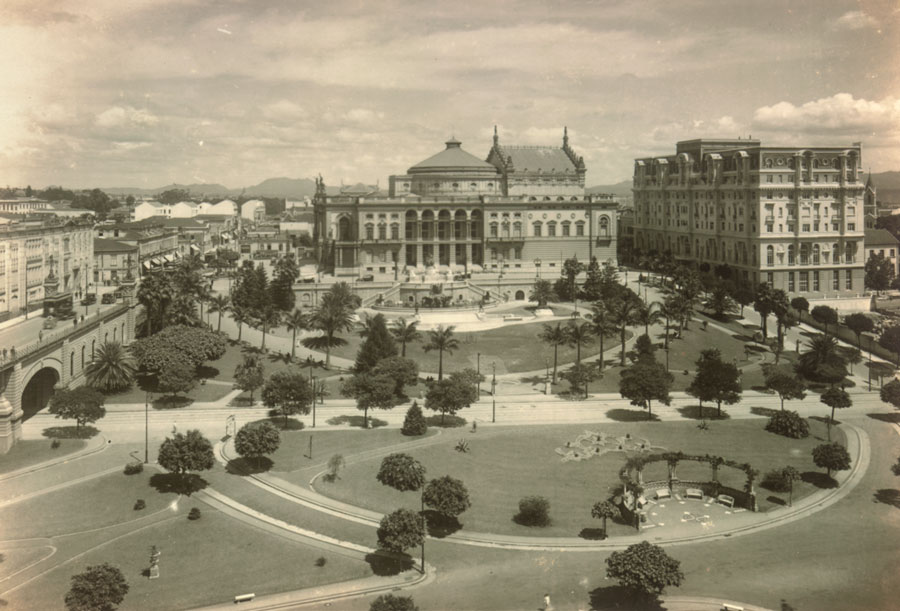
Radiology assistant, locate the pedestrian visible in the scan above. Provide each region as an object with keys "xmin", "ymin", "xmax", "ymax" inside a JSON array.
[{"xmin": 543, "ymin": 593, "xmax": 552, "ymax": 610}]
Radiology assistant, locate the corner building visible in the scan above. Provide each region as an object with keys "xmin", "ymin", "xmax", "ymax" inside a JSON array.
[
  {"xmin": 633, "ymin": 139, "xmax": 866, "ymax": 297},
  {"xmin": 314, "ymin": 128, "xmax": 617, "ymax": 278}
]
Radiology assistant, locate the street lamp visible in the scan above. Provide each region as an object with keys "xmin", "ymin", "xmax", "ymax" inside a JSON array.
[
  {"xmin": 491, "ymin": 362, "xmax": 497, "ymax": 423},
  {"xmin": 144, "ymin": 390, "xmax": 152, "ymax": 463},
  {"xmin": 534, "ymin": 258, "xmax": 542, "ymax": 279},
  {"xmin": 545, "ymin": 357, "xmax": 550, "ymax": 395}
]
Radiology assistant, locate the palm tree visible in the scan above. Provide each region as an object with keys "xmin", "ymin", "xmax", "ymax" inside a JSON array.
[
  {"xmin": 284, "ymin": 308, "xmax": 311, "ymax": 360},
  {"xmin": 566, "ymin": 320, "xmax": 593, "ymax": 366},
  {"xmin": 539, "ymin": 322, "xmax": 568, "ymax": 384},
  {"xmin": 391, "ymin": 317, "xmax": 421, "ymax": 357},
  {"xmin": 797, "ymin": 334, "xmax": 847, "ymax": 383},
  {"xmin": 136, "ymin": 271, "xmax": 174, "ymax": 335},
  {"xmin": 637, "ymin": 301, "xmax": 662, "ymax": 336},
  {"xmin": 302, "ymin": 296, "xmax": 355, "ymax": 368},
  {"xmin": 589, "ymin": 302, "xmax": 616, "ymax": 372},
  {"xmin": 231, "ymin": 305, "xmax": 250, "ymax": 342},
  {"xmin": 658, "ymin": 297, "xmax": 680, "ymax": 349},
  {"xmin": 86, "ymin": 341, "xmax": 136, "ymax": 393},
  {"xmin": 607, "ymin": 289, "xmax": 645, "ymax": 366},
  {"xmin": 423, "ymin": 325, "xmax": 459, "ymax": 380},
  {"xmin": 207, "ymin": 294, "xmax": 230, "ymax": 333},
  {"xmin": 256, "ymin": 306, "xmax": 283, "ymax": 350}
]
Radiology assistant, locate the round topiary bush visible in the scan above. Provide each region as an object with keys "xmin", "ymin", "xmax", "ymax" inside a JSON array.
[
  {"xmin": 515, "ymin": 495, "xmax": 551, "ymax": 527},
  {"xmin": 188, "ymin": 507, "xmax": 202, "ymax": 520},
  {"xmin": 765, "ymin": 410, "xmax": 809, "ymax": 439},
  {"xmin": 401, "ymin": 402, "xmax": 428, "ymax": 436},
  {"xmin": 124, "ymin": 462, "xmax": 143, "ymax": 475},
  {"xmin": 133, "ymin": 499, "xmax": 146, "ymax": 511},
  {"xmin": 370, "ymin": 593, "xmax": 418, "ymax": 611},
  {"xmin": 761, "ymin": 469, "xmax": 791, "ymax": 492}
]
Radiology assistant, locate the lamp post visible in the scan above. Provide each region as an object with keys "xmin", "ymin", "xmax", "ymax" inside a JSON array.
[
  {"xmin": 311, "ymin": 374, "xmax": 316, "ymax": 428},
  {"xmin": 545, "ymin": 357, "xmax": 550, "ymax": 395},
  {"xmin": 420, "ymin": 493, "xmax": 426, "ymax": 574},
  {"xmin": 144, "ymin": 391, "xmax": 152, "ymax": 463},
  {"xmin": 491, "ymin": 362, "xmax": 496, "ymax": 423},
  {"xmin": 476, "ymin": 352, "xmax": 481, "ymax": 394},
  {"xmin": 534, "ymin": 258, "xmax": 542, "ymax": 279}
]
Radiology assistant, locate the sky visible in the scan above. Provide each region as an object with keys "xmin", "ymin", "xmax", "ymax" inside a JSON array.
[{"xmin": 1, "ymin": 0, "xmax": 899, "ymax": 190}]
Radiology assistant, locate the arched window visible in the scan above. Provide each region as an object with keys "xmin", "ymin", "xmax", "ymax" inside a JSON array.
[
  {"xmin": 533, "ymin": 222, "xmax": 542, "ymax": 237},
  {"xmin": 365, "ymin": 224, "xmax": 374, "ymax": 240},
  {"xmin": 338, "ymin": 217, "xmax": 352, "ymax": 241},
  {"xmin": 845, "ymin": 242, "xmax": 856, "ymax": 263},
  {"xmin": 513, "ymin": 222, "xmax": 522, "ymax": 238},
  {"xmin": 766, "ymin": 245, "xmax": 774, "ymax": 266},
  {"xmin": 787, "ymin": 245, "xmax": 795, "ymax": 265},
  {"xmin": 800, "ymin": 244, "xmax": 809, "ymax": 265},
  {"xmin": 501, "ymin": 222, "xmax": 510, "ymax": 238},
  {"xmin": 490, "ymin": 222, "xmax": 498, "ymax": 238},
  {"xmin": 378, "ymin": 224, "xmax": 386, "ymax": 240},
  {"xmin": 599, "ymin": 216, "xmax": 610, "ymax": 237},
  {"xmin": 832, "ymin": 243, "xmax": 841, "ymax": 262},
  {"xmin": 812, "ymin": 244, "xmax": 820, "ymax": 264},
  {"xmin": 391, "ymin": 224, "xmax": 399, "ymax": 240},
  {"xmin": 470, "ymin": 183, "xmax": 477, "ymax": 190}
]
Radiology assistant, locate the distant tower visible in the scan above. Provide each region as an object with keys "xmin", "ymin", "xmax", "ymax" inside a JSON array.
[
  {"xmin": 864, "ymin": 172, "xmax": 877, "ymax": 217},
  {"xmin": 493, "ymin": 125, "xmax": 499, "ymax": 147}
]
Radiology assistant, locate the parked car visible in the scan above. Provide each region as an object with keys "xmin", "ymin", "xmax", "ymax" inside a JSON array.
[
  {"xmin": 42, "ymin": 316, "xmax": 57, "ymax": 330},
  {"xmin": 81, "ymin": 294, "xmax": 96, "ymax": 306},
  {"xmin": 360, "ymin": 274, "xmax": 375, "ymax": 282},
  {"xmin": 101, "ymin": 293, "xmax": 116, "ymax": 304}
]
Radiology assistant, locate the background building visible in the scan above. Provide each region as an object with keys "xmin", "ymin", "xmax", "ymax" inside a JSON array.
[
  {"xmin": 633, "ymin": 139, "xmax": 866, "ymax": 303},
  {"xmin": 864, "ymin": 227, "xmax": 900, "ymax": 278}
]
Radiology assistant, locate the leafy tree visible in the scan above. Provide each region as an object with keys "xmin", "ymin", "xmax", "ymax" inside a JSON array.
[
  {"xmin": 342, "ymin": 372, "xmax": 396, "ymax": 428},
  {"xmin": 447, "ymin": 368, "xmax": 482, "ymax": 405},
  {"xmin": 796, "ymin": 334, "xmax": 847, "ymax": 384},
  {"xmin": 820, "ymin": 385, "xmax": 851, "ymax": 441},
  {"xmin": 234, "ymin": 421, "xmax": 281, "ymax": 468},
  {"xmin": 844, "ymin": 312, "xmax": 875, "ymax": 352},
  {"xmin": 423, "ymin": 325, "xmax": 459, "ymax": 381},
  {"xmin": 65, "ymin": 563, "xmax": 129, "ymax": 611},
  {"xmin": 781, "ymin": 465, "xmax": 802, "ymax": 506},
  {"xmin": 372, "ymin": 356, "xmax": 419, "ymax": 399},
  {"xmin": 530, "ymin": 279, "xmax": 556, "ymax": 308},
  {"xmin": 765, "ymin": 410, "xmax": 810, "ymax": 439},
  {"xmin": 269, "ymin": 255, "xmax": 299, "ymax": 312},
  {"xmin": 608, "ymin": 288, "xmax": 645, "ymax": 366},
  {"xmin": 812, "ymin": 442, "xmax": 851, "ymax": 478},
  {"xmin": 892, "ymin": 457, "xmax": 900, "ymax": 476},
  {"xmin": 539, "ymin": 322, "xmax": 568, "ymax": 383},
  {"xmin": 753, "ymin": 282, "xmax": 776, "ymax": 341},
  {"xmin": 606, "ymin": 541, "xmax": 684, "ymax": 602},
  {"xmin": 703, "ymin": 284, "xmax": 736, "ymax": 319},
  {"xmin": 354, "ymin": 314, "xmax": 398, "ymax": 372},
  {"xmin": 157, "ymin": 429, "xmax": 215, "ymax": 478},
  {"xmin": 131, "ymin": 325, "xmax": 227, "ymax": 374},
  {"xmin": 732, "ymin": 284, "xmax": 755, "ymax": 317},
  {"xmin": 302, "ymin": 291, "xmax": 355, "ymax": 368},
  {"xmin": 790, "ymin": 296, "xmax": 810, "ymax": 320},
  {"xmin": 686, "ymin": 349, "xmax": 741, "ymax": 417},
  {"xmin": 811, "ymin": 305, "xmax": 839, "ymax": 336},
  {"xmin": 207, "ymin": 294, "xmax": 231, "ymax": 333},
  {"xmin": 591, "ymin": 500, "xmax": 620, "ymax": 537},
  {"xmin": 376, "ymin": 508, "xmax": 424, "ymax": 554},
  {"xmin": 85, "ymin": 341, "xmax": 136, "ymax": 393},
  {"xmin": 422, "ymin": 475, "xmax": 471, "ymax": 519},
  {"xmin": 48, "ymin": 386, "xmax": 106, "ymax": 432},
  {"xmin": 619, "ymin": 356, "xmax": 673, "ymax": 419},
  {"xmin": 262, "ymin": 370, "xmax": 313, "ymax": 426},
  {"xmin": 762, "ymin": 364, "xmax": 807, "ymax": 410},
  {"xmin": 156, "ymin": 353, "xmax": 196, "ymax": 398},
  {"xmin": 233, "ymin": 353, "xmax": 265, "ymax": 405},
  {"xmin": 865, "ymin": 252, "xmax": 893, "ymax": 294},
  {"xmin": 878, "ymin": 325, "xmax": 900, "ymax": 364},
  {"xmin": 158, "ymin": 188, "xmax": 190, "ymax": 205},
  {"xmin": 516, "ymin": 495, "xmax": 550, "ymax": 526},
  {"xmin": 561, "ymin": 256, "xmax": 585, "ymax": 302},
  {"xmin": 880, "ymin": 378, "xmax": 900, "ymax": 409},
  {"xmin": 424, "ymin": 377, "xmax": 472, "ymax": 424},
  {"xmin": 401, "ymin": 401, "xmax": 428, "ymax": 436},
  {"xmin": 390, "ymin": 318, "xmax": 421, "ymax": 357},
  {"xmin": 136, "ymin": 271, "xmax": 174, "ymax": 335},
  {"xmin": 376, "ymin": 453, "xmax": 426, "ymax": 492},
  {"xmin": 560, "ymin": 362, "xmax": 597, "ymax": 399},
  {"xmin": 370, "ymin": 594, "xmax": 419, "ymax": 611},
  {"xmin": 629, "ymin": 333, "xmax": 656, "ymax": 362}
]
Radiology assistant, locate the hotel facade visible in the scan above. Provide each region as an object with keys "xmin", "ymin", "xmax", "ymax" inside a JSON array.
[{"xmin": 632, "ymin": 139, "xmax": 866, "ymax": 297}]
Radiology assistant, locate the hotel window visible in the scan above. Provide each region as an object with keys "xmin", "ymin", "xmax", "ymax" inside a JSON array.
[
  {"xmin": 575, "ymin": 222, "xmax": 584, "ymax": 236},
  {"xmin": 561, "ymin": 222, "xmax": 570, "ymax": 237},
  {"xmin": 787, "ymin": 223, "xmax": 795, "ymax": 232},
  {"xmin": 378, "ymin": 225, "xmax": 386, "ymax": 240},
  {"xmin": 547, "ymin": 222, "xmax": 557, "ymax": 237},
  {"xmin": 846, "ymin": 272, "xmax": 853, "ymax": 290},
  {"xmin": 788, "ymin": 272, "xmax": 795, "ymax": 291},
  {"xmin": 490, "ymin": 223, "xmax": 498, "ymax": 238},
  {"xmin": 767, "ymin": 175, "xmax": 773, "ymax": 183},
  {"xmin": 799, "ymin": 271, "xmax": 808, "ymax": 292},
  {"xmin": 766, "ymin": 272, "xmax": 774, "ymax": 287},
  {"xmin": 766, "ymin": 245, "xmax": 774, "ymax": 266},
  {"xmin": 391, "ymin": 224, "xmax": 399, "ymax": 240},
  {"xmin": 513, "ymin": 222, "xmax": 522, "ymax": 238},
  {"xmin": 533, "ymin": 222, "xmax": 542, "ymax": 237},
  {"xmin": 848, "ymin": 223, "xmax": 856, "ymax": 231},
  {"xmin": 812, "ymin": 244, "xmax": 820, "ymax": 264},
  {"xmin": 802, "ymin": 224, "xmax": 810, "ymax": 232},
  {"xmin": 766, "ymin": 224, "xmax": 773, "ymax": 233},
  {"xmin": 813, "ymin": 271, "xmax": 820, "ymax": 291},
  {"xmin": 365, "ymin": 225, "xmax": 374, "ymax": 240},
  {"xmin": 787, "ymin": 245, "xmax": 795, "ymax": 265},
  {"xmin": 833, "ymin": 271, "xmax": 840, "ymax": 290}
]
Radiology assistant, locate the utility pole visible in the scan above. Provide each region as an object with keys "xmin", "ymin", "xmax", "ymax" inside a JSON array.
[
  {"xmin": 491, "ymin": 362, "xmax": 496, "ymax": 423},
  {"xmin": 144, "ymin": 391, "xmax": 151, "ymax": 463}
]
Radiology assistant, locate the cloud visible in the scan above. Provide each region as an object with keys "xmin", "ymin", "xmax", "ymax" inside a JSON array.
[
  {"xmin": 95, "ymin": 106, "xmax": 159, "ymax": 128},
  {"xmin": 261, "ymin": 100, "xmax": 309, "ymax": 124},
  {"xmin": 343, "ymin": 108, "xmax": 385, "ymax": 124},
  {"xmin": 832, "ymin": 10, "xmax": 878, "ymax": 31},
  {"xmin": 752, "ymin": 94, "xmax": 900, "ymax": 134}
]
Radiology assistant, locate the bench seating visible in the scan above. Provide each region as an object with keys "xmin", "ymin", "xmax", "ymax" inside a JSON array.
[
  {"xmin": 654, "ymin": 489, "xmax": 671, "ymax": 500},
  {"xmin": 721, "ymin": 604, "xmax": 744, "ymax": 611},
  {"xmin": 685, "ymin": 488, "xmax": 703, "ymax": 500},
  {"xmin": 717, "ymin": 494, "xmax": 735, "ymax": 508}
]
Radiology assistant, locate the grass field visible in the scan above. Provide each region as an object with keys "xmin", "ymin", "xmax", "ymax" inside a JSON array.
[
  {"xmin": 311, "ymin": 419, "xmax": 843, "ymax": 538},
  {"xmin": 0, "ymin": 438, "xmax": 86, "ymax": 474}
]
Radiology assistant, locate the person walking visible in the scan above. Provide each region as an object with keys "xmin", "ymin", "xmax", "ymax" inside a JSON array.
[{"xmin": 543, "ymin": 593, "xmax": 552, "ymax": 610}]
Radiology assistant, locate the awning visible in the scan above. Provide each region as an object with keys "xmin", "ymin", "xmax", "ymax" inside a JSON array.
[
  {"xmin": 142, "ymin": 261, "xmax": 151, "ymax": 269},
  {"xmin": 190, "ymin": 244, "xmax": 201, "ymax": 252},
  {"xmin": 151, "ymin": 258, "xmax": 162, "ymax": 265},
  {"xmin": 164, "ymin": 254, "xmax": 175, "ymax": 263}
]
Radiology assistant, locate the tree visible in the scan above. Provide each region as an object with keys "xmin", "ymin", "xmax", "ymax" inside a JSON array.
[
  {"xmin": 796, "ymin": 334, "xmax": 847, "ymax": 384},
  {"xmin": 283, "ymin": 308, "xmax": 311, "ymax": 360},
  {"xmin": 733, "ymin": 284, "xmax": 755, "ymax": 317},
  {"xmin": 878, "ymin": 325, "xmax": 900, "ymax": 364},
  {"xmin": 390, "ymin": 318, "xmax": 421, "ymax": 358},
  {"xmin": 372, "ymin": 356, "xmax": 419, "ymax": 400},
  {"xmin": 844, "ymin": 312, "xmax": 875, "ymax": 352},
  {"xmin": 354, "ymin": 313, "xmax": 398, "ymax": 372},
  {"xmin": 342, "ymin": 372, "xmax": 396, "ymax": 428},
  {"xmin": 65, "ymin": 563, "xmax": 129, "ymax": 611},
  {"xmin": 762, "ymin": 364, "xmax": 807, "ymax": 410},
  {"xmin": 234, "ymin": 421, "xmax": 281, "ymax": 468},
  {"xmin": 790, "ymin": 296, "xmax": 810, "ymax": 321},
  {"xmin": 539, "ymin": 322, "xmax": 568, "ymax": 383},
  {"xmin": 561, "ymin": 256, "xmax": 585, "ymax": 302},
  {"xmin": 865, "ymin": 252, "xmax": 893, "ymax": 294},
  {"xmin": 207, "ymin": 294, "xmax": 231, "ymax": 333},
  {"xmin": 233, "ymin": 353, "xmax": 265, "ymax": 405},
  {"xmin": 85, "ymin": 341, "xmax": 136, "ymax": 393},
  {"xmin": 605, "ymin": 541, "xmax": 684, "ymax": 602},
  {"xmin": 530, "ymin": 279, "xmax": 556, "ymax": 308},
  {"xmin": 812, "ymin": 442, "xmax": 851, "ymax": 478},
  {"xmin": 131, "ymin": 325, "xmax": 227, "ymax": 374},
  {"xmin": 591, "ymin": 500, "xmax": 620, "ymax": 538},
  {"xmin": 753, "ymin": 283, "xmax": 776, "ymax": 341},
  {"xmin": 425, "ymin": 377, "xmax": 472, "ymax": 424},
  {"xmin": 262, "ymin": 370, "xmax": 313, "ymax": 426},
  {"xmin": 566, "ymin": 320, "xmax": 593, "ymax": 366},
  {"xmin": 48, "ymin": 386, "xmax": 106, "ymax": 431},
  {"xmin": 158, "ymin": 188, "xmax": 190, "ymax": 205},
  {"xmin": 589, "ymin": 301, "xmax": 616, "ymax": 372},
  {"xmin": 269, "ymin": 255, "xmax": 299, "ymax": 312},
  {"xmin": 880, "ymin": 378, "xmax": 900, "ymax": 409},
  {"xmin": 370, "ymin": 594, "xmax": 419, "ymax": 611},
  {"xmin": 376, "ymin": 453, "xmax": 426, "ymax": 492},
  {"xmin": 703, "ymin": 285, "xmax": 736, "ymax": 319},
  {"xmin": 516, "ymin": 495, "xmax": 551, "ymax": 526},
  {"xmin": 401, "ymin": 401, "xmax": 428, "ymax": 436},
  {"xmin": 811, "ymin": 305, "xmax": 839, "ymax": 336},
  {"xmin": 447, "ymin": 368, "xmax": 482, "ymax": 406},
  {"xmin": 423, "ymin": 325, "xmax": 459, "ymax": 381},
  {"xmin": 607, "ymin": 288, "xmax": 645, "ymax": 366},
  {"xmin": 771, "ymin": 289, "xmax": 792, "ymax": 352},
  {"xmin": 376, "ymin": 508, "xmax": 424, "ymax": 554},
  {"xmin": 422, "ymin": 475, "xmax": 471, "ymax": 519},
  {"xmin": 686, "ymin": 349, "xmax": 742, "ymax": 417},
  {"xmin": 136, "ymin": 271, "xmax": 174, "ymax": 335},
  {"xmin": 820, "ymin": 385, "xmax": 852, "ymax": 441},
  {"xmin": 231, "ymin": 305, "xmax": 251, "ymax": 342},
  {"xmin": 619, "ymin": 356, "xmax": 673, "ymax": 419},
  {"xmin": 156, "ymin": 353, "xmax": 197, "ymax": 398},
  {"xmin": 781, "ymin": 465, "xmax": 801, "ymax": 506},
  {"xmin": 157, "ymin": 429, "xmax": 215, "ymax": 480},
  {"xmin": 302, "ymin": 292, "xmax": 355, "ymax": 368},
  {"xmin": 765, "ymin": 410, "xmax": 810, "ymax": 439},
  {"xmin": 560, "ymin": 362, "xmax": 597, "ymax": 399},
  {"xmin": 254, "ymin": 305, "xmax": 282, "ymax": 350}
]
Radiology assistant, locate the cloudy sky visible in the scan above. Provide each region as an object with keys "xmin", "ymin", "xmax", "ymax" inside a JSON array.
[{"xmin": 2, "ymin": 0, "xmax": 898, "ymax": 190}]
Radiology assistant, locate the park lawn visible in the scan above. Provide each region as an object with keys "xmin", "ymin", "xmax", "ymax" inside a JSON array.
[
  {"xmin": 0, "ymin": 545, "xmax": 53, "ymax": 581},
  {"xmin": 0, "ymin": 438, "xmax": 86, "ymax": 474},
  {"xmin": 102, "ymin": 380, "xmax": 234, "ymax": 406},
  {"xmin": 313, "ymin": 419, "xmax": 844, "ymax": 538},
  {"xmin": 0, "ymin": 471, "xmax": 179, "ymax": 539},
  {"xmin": 6, "ymin": 507, "xmax": 372, "ymax": 611}
]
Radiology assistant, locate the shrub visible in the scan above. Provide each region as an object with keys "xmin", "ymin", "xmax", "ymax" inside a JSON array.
[
  {"xmin": 188, "ymin": 507, "xmax": 202, "ymax": 520},
  {"xmin": 515, "ymin": 495, "xmax": 551, "ymax": 527},
  {"xmin": 761, "ymin": 469, "xmax": 791, "ymax": 492},
  {"xmin": 765, "ymin": 410, "xmax": 809, "ymax": 439},
  {"xmin": 370, "ymin": 593, "xmax": 419, "ymax": 611},
  {"xmin": 123, "ymin": 461, "xmax": 143, "ymax": 475},
  {"xmin": 455, "ymin": 439, "xmax": 470, "ymax": 453},
  {"xmin": 51, "ymin": 438, "xmax": 61, "ymax": 449},
  {"xmin": 133, "ymin": 499, "xmax": 146, "ymax": 511},
  {"xmin": 315, "ymin": 556, "xmax": 327, "ymax": 567},
  {"xmin": 322, "ymin": 454, "xmax": 346, "ymax": 483},
  {"xmin": 401, "ymin": 401, "xmax": 428, "ymax": 436}
]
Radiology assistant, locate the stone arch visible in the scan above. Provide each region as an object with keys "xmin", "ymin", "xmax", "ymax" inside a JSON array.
[
  {"xmin": 20, "ymin": 361, "xmax": 62, "ymax": 421},
  {"xmin": 337, "ymin": 216, "xmax": 353, "ymax": 241},
  {"xmin": 515, "ymin": 290, "xmax": 525, "ymax": 300}
]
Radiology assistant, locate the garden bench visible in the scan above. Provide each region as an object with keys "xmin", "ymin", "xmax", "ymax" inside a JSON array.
[
  {"xmin": 721, "ymin": 604, "xmax": 744, "ymax": 611},
  {"xmin": 685, "ymin": 488, "xmax": 703, "ymax": 500},
  {"xmin": 654, "ymin": 489, "xmax": 671, "ymax": 501},
  {"xmin": 234, "ymin": 593, "xmax": 256, "ymax": 603},
  {"xmin": 717, "ymin": 494, "xmax": 735, "ymax": 508}
]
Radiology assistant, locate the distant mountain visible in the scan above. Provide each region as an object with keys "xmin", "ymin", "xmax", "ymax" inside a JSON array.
[
  {"xmin": 872, "ymin": 171, "xmax": 900, "ymax": 204},
  {"xmin": 104, "ymin": 183, "xmax": 233, "ymax": 197},
  {"xmin": 243, "ymin": 177, "xmax": 317, "ymax": 199}
]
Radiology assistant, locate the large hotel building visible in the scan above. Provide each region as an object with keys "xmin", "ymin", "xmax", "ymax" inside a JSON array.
[
  {"xmin": 632, "ymin": 139, "xmax": 866, "ymax": 296},
  {"xmin": 312, "ymin": 128, "xmax": 617, "ymax": 279}
]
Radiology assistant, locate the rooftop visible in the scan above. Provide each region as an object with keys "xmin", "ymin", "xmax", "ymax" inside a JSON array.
[
  {"xmin": 864, "ymin": 227, "xmax": 900, "ymax": 246},
  {"xmin": 94, "ymin": 237, "xmax": 138, "ymax": 253},
  {"xmin": 409, "ymin": 139, "xmax": 498, "ymax": 175}
]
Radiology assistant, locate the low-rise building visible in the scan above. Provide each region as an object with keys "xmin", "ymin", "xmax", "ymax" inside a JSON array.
[
  {"xmin": 241, "ymin": 200, "xmax": 265, "ymax": 222},
  {"xmin": 864, "ymin": 228, "xmax": 900, "ymax": 278},
  {"xmin": 93, "ymin": 238, "xmax": 139, "ymax": 286}
]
